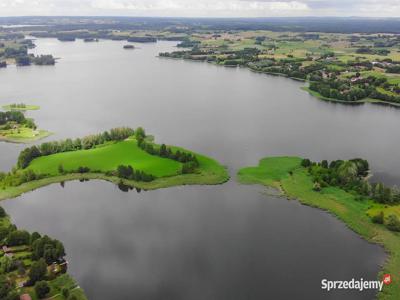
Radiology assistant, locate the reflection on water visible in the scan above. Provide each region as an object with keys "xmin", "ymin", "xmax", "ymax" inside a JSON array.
[{"xmin": 2, "ymin": 180, "xmax": 386, "ymax": 300}]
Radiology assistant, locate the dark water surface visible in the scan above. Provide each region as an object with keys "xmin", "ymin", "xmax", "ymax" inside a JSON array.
[{"xmin": 0, "ymin": 39, "xmax": 397, "ymax": 299}]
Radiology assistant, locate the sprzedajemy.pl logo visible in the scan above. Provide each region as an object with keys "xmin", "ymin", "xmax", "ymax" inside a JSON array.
[{"xmin": 321, "ymin": 274, "xmax": 392, "ymax": 292}]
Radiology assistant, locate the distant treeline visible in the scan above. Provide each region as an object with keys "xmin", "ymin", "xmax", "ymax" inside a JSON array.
[{"xmin": 3, "ymin": 16, "xmax": 400, "ymax": 33}]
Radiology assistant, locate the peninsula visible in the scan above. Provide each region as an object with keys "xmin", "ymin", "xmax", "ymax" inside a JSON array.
[
  {"xmin": 238, "ymin": 156, "xmax": 400, "ymax": 300},
  {"xmin": 0, "ymin": 127, "xmax": 229, "ymax": 201}
]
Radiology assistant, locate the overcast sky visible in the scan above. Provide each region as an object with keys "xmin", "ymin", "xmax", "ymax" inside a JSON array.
[{"xmin": 0, "ymin": 0, "xmax": 399, "ymax": 17}]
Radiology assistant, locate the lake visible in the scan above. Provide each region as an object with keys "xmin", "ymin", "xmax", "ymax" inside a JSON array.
[{"xmin": 1, "ymin": 38, "xmax": 398, "ymax": 299}]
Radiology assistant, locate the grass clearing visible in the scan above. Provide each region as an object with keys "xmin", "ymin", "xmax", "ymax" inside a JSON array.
[
  {"xmin": 2, "ymin": 104, "xmax": 40, "ymax": 111},
  {"xmin": 28, "ymin": 139, "xmax": 182, "ymax": 178}
]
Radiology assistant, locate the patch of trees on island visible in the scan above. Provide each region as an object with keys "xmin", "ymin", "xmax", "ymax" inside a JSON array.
[
  {"xmin": 0, "ymin": 110, "xmax": 37, "ymax": 130},
  {"xmin": 136, "ymin": 129, "xmax": 200, "ymax": 175},
  {"xmin": 1, "ymin": 43, "xmax": 56, "ymax": 66},
  {"xmin": 116, "ymin": 165, "xmax": 155, "ymax": 182},
  {"xmin": 301, "ymin": 158, "xmax": 400, "ymax": 232}
]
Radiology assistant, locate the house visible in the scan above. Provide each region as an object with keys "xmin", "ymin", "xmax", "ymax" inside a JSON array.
[{"xmin": 351, "ymin": 76, "xmax": 363, "ymax": 83}]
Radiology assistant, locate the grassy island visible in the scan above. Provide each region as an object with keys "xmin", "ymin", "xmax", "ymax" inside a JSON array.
[
  {"xmin": 0, "ymin": 206, "xmax": 87, "ymax": 300},
  {"xmin": 0, "ymin": 109, "xmax": 51, "ymax": 144},
  {"xmin": 2, "ymin": 104, "xmax": 40, "ymax": 111},
  {"xmin": 0, "ymin": 127, "xmax": 228, "ymax": 201},
  {"xmin": 238, "ymin": 156, "xmax": 400, "ymax": 300}
]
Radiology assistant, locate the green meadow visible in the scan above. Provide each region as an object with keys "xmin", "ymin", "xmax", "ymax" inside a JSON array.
[
  {"xmin": 2, "ymin": 104, "xmax": 40, "ymax": 111},
  {"xmin": 28, "ymin": 139, "xmax": 182, "ymax": 178},
  {"xmin": 238, "ymin": 156, "xmax": 400, "ymax": 300}
]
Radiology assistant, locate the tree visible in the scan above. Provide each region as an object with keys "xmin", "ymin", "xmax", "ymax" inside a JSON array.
[
  {"xmin": 135, "ymin": 127, "xmax": 146, "ymax": 140},
  {"xmin": 7, "ymin": 230, "xmax": 30, "ymax": 246},
  {"xmin": 32, "ymin": 236, "xmax": 65, "ymax": 263},
  {"xmin": 28, "ymin": 258, "xmax": 47, "ymax": 284},
  {"xmin": 117, "ymin": 165, "xmax": 133, "ymax": 179},
  {"xmin": 160, "ymin": 144, "xmax": 167, "ymax": 157},
  {"xmin": 62, "ymin": 288, "xmax": 70, "ymax": 298},
  {"xmin": 31, "ymin": 231, "xmax": 41, "ymax": 244},
  {"xmin": 35, "ymin": 281, "xmax": 50, "ymax": 299},
  {"xmin": 301, "ymin": 159, "xmax": 311, "ymax": 167},
  {"xmin": 0, "ymin": 275, "xmax": 15, "ymax": 299},
  {"xmin": 321, "ymin": 160, "xmax": 328, "ymax": 168},
  {"xmin": 0, "ymin": 206, "xmax": 6, "ymax": 218}
]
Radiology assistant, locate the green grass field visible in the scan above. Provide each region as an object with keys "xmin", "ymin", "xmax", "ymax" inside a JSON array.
[
  {"xmin": 2, "ymin": 104, "xmax": 40, "ymax": 111},
  {"xmin": 237, "ymin": 156, "xmax": 400, "ymax": 300},
  {"xmin": 28, "ymin": 139, "xmax": 182, "ymax": 177}
]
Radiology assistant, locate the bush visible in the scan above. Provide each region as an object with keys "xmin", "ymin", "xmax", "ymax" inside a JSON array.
[
  {"xmin": 313, "ymin": 182, "xmax": 321, "ymax": 192},
  {"xmin": 35, "ymin": 281, "xmax": 50, "ymax": 299},
  {"xmin": 28, "ymin": 258, "xmax": 47, "ymax": 285},
  {"xmin": 7, "ymin": 230, "xmax": 30, "ymax": 246},
  {"xmin": 62, "ymin": 288, "xmax": 70, "ymax": 298},
  {"xmin": 301, "ymin": 159, "xmax": 311, "ymax": 167},
  {"xmin": 77, "ymin": 166, "xmax": 90, "ymax": 173},
  {"xmin": 386, "ymin": 214, "xmax": 400, "ymax": 232},
  {"xmin": 0, "ymin": 206, "xmax": 6, "ymax": 218},
  {"xmin": 371, "ymin": 211, "xmax": 384, "ymax": 224}
]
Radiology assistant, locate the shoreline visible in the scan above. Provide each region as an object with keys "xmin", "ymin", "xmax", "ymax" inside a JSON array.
[
  {"xmin": 301, "ymin": 87, "xmax": 400, "ymax": 108},
  {"xmin": 237, "ymin": 157, "xmax": 400, "ymax": 300},
  {"xmin": 0, "ymin": 166, "xmax": 230, "ymax": 202},
  {"xmin": 159, "ymin": 56, "xmax": 400, "ymax": 109}
]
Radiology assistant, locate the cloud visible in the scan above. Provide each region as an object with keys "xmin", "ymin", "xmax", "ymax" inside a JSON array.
[{"xmin": 0, "ymin": 0, "xmax": 398, "ymax": 17}]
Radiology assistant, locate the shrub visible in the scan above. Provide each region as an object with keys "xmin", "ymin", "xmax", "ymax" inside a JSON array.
[
  {"xmin": 35, "ymin": 281, "xmax": 50, "ymax": 299},
  {"xmin": 0, "ymin": 206, "xmax": 6, "ymax": 218},
  {"xmin": 386, "ymin": 214, "xmax": 400, "ymax": 232},
  {"xmin": 371, "ymin": 211, "xmax": 384, "ymax": 224}
]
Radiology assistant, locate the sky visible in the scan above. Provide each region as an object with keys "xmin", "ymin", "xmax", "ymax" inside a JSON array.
[{"xmin": 0, "ymin": 0, "xmax": 399, "ymax": 18}]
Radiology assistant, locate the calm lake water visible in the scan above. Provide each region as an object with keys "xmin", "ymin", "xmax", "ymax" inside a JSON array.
[{"xmin": 1, "ymin": 38, "xmax": 398, "ymax": 299}]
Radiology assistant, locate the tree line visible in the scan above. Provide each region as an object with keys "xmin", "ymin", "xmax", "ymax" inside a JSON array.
[
  {"xmin": 116, "ymin": 165, "xmax": 155, "ymax": 182},
  {"xmin": 137, "ymin": 134, "xmax": 200, "ymax": 174}
]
